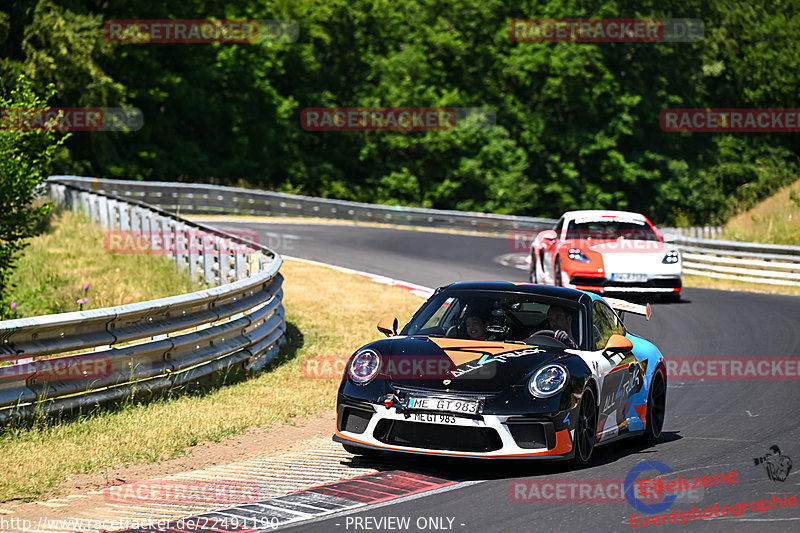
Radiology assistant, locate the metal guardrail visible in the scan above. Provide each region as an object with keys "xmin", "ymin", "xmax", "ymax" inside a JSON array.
[
  {"xmin": 49, "ymin": 176, "xmax": 800, "ymax": 289},
  {"xmin": 671, "ymin": 235, "xmax": 800, "ymax": 287},
  {"xmin": 49, "ymin": 176, "xmax": 558, "ymax": 232},
  {"xmin": 659, "ymin": 226, "xmax": 723, "ymax": 239},
  {"xmin": 0, "ymin": 180, "xmax": 286, "ymax": 421}
]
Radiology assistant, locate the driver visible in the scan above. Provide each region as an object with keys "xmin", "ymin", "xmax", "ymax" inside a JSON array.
[
  {"xmin": 465, "ymin": 314, "xmax": 489, "ymax": 340},
  {"xmin": 546, "ymin": 305, "xmax": 577, "ymax": 348}
]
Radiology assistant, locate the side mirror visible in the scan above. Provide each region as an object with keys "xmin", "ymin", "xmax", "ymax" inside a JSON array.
[
  {"xmin": 377, "ymin": 316, "xmax": 398, "ymax": 337},
  {"xmin": 538, "ymin": 229, "xmax": 557, "ymax": 242},
  {"xmin": 604, "ymin": 334, "xmax": 633, "ymax": 354},
  {"xmin": 661, "ymin": 232, "xmax": 675, "ymax": 243}
]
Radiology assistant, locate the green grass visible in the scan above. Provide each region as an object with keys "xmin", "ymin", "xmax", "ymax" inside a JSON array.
[
  {"xmin": 7, "ymin": 210, "xmax": 207, "ymax": 318},
  {"xmin": 0, "ymin": 259, "xmax": 422, "ymax": 502}
]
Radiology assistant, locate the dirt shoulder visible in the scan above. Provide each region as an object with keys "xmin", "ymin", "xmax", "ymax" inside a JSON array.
[{"xmin": 0, "ymin": 409, "xmax": 335, "ymax": 517}]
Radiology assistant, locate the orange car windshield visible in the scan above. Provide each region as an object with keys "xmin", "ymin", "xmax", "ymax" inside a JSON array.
[{"xmin": 565, "ymin": 221, "xmax": 658, "ymax": 241}]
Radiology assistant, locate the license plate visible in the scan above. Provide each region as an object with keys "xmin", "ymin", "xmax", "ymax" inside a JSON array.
[
  {"xmin": 612, "ymin": 273, "xmax": 648, "ymax": 283},
  {"xmin": 411, "ymin": 413, "xmax": 458, "ymax": 424},
  {"xmin": 407, "ymin": 396, "xmax": 480, "ymax": 415}
]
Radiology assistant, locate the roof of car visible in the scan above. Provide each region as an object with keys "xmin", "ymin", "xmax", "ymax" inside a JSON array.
[
  {"xmin": 436, "ymin": 281, "xmax": 593, "ymax": 304},
  {"xmin": 561, "ymin": 209, "xmax": 648, "ymax": 221}
]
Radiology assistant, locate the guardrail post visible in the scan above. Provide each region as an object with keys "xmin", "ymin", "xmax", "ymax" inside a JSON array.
[
  {"xmin": 78, "ymin": 191, "xmax": 87, "ymax": 216},
  {"xmin": 187, "ymin": 229, "xmax": 199, "ymax": 280},
  {"xmin": 141, "ymin": 209, "xmax": 153, "ymax": 252},
  {"xmin": 203, "ymin": 233, "xmax": 215, "ymax": 284},
  {"xmin": 218, "ymin": 236, "xmax": 231, "ymax": 284},
  {"xmin": 107, "ymin": 199, "xmax": 117, "ymax": 229},
  {"xmin": 98, "ymin": 195, "xmax": 110, "ymax": 229},
  {"xmin": 154, "ymin": 212, "xmax": 165, "ymax": 253},
  {"xmin": 120, "ymin": 204, "xmax": 130, "ymax": 231},
  {"xmin": 235, "ymin": 251, "xmax": 246, "ymax": 280},
  {"xmin": 89, "ymin": 195, "xmax": 99, "ymax": 223},
  {"xmin": 73, "ymin": 191, "xmax": 82, "ymax": 214},
  {"xmin": 130, "ymin": 207, "xmax": 139, "ymax": 235},
  {"xmin": 175, "ymin": 222, "xmax": 187, "ymax": 271}
]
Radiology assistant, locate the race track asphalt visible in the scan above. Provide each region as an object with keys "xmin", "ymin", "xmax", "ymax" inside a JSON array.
[{"xmin": 204, "ymin": 220, "xmax": 800, "ymax": 533}]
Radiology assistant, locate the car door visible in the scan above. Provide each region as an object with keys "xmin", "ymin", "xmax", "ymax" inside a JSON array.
[
  {"xmin": 591, "ymin": 300, "xmax": 643, "ymax": 442},
  {"xmin": 542, "ymin": 217, "xmax": 564, "ymax": 283}
]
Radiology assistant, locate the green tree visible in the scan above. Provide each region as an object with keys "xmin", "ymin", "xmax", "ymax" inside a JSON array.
[{"xmin": 0, "ymin": 76, "xmax": 67, "ymax": 319}]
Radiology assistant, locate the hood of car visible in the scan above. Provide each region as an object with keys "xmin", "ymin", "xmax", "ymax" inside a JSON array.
[
  {"xmin": 587, "ymin": 239, "xmax": 672, "ymax": 255},
  {"xmin": 363, "ymin": 336, "xmax": 566, "ymax": 392},
  {"xmin": 562, "ymin": 238, "xmax": 671, "ymax": 254}
]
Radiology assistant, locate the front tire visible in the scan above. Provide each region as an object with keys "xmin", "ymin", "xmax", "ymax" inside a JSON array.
[
  {"xmin": 343, "ymin": 443, "xmax": 383, "ymax": 458},
  {"xmin": 528, "ymin": 252, "xmax": 538, "ymax": 283},
  {"xmin": 554, "ymin": 258, "xmax": 563, "ymax": 287},
  {"xmin": 642, "ymin": 370, "xmax": 666, "ymax": 445},
  {"xmin": 571, "ymin": 386, "xmax": 598, "ymax": 467}
]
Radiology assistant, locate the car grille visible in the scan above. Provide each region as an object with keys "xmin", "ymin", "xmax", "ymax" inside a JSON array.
[
  {"xmin": 373, "ymin": 419, "xmax": 502, "ymax": 452},
  {"xmin": 337, "ymin": 405, "xmax": 373, "ymax": 434},
  {"xmin": 571, "ymin": 276, "xmax": 681, "ymax": 288},
  {"xmin": 504, "ymin": 418, "xmax": 556, "ymax": 449}
]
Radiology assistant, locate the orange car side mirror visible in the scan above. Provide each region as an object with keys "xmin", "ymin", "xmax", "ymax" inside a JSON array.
[
  {"xmin": 604, "ymin": 334, "xmax": 633, "ymax": 354},
  {"xmin": 538, "ymin": 229, "xmax": 557, "ymax": 242},
  {"xmin": 377, "ymin": 316, "xmax": 398, "ymax": 337}
]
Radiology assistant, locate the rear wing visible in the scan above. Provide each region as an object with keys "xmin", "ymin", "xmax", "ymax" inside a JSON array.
[{"xmin": 604, "ymin": 297, "xmax": 652, "ymax": 321}]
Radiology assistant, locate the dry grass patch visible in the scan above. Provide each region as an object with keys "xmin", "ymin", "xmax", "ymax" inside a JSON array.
[
  {"xmin": 683, "ymin": 178, "xmax": 800, "ymax": 296},
  {"xmin": 8, "ymin": 210, "xmax": 206, "ymax": 317},
  {"xmin": 723, "ymin": 178, "xmax": 800, "ymax": 245},
  {"xmin": 0, "ymin": 259, "xmax": 422, "ymax": 502}
]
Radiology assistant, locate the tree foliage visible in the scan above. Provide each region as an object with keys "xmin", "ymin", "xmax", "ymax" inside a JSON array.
[
  {"xmin": 0, "ymin": 76, "xmax": 67, "ymax": 317},
  {"xmin": 0, "ymin": 0, "xmax": 798, "ymax": 227}
]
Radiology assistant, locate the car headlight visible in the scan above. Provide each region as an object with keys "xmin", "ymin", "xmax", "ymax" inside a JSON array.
[
  {"xmin": 348, "ymin": 349, "xmax": 381, "ymax": 384},
  {"xmin": 662, "ymin": 250, "xmax": 680, "ymax": 264},
  {"xmin": 567, "ymin": 248, "xmax": 590, "ymax": 262},
  {"xmin": 528, "ymin": 364, "xmax": 569, "ymax": 398}
]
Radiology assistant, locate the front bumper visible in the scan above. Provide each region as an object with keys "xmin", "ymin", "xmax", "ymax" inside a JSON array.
[
  {"xmin": 567, "ymin": 273, "xmax": 682, "ymax": 294},
  {"xmin": 563, "ymin": 251, "xmax": 683, "ymax": 294},
  {"xmin": 335, "ymin": 402, "xmax": 574, "ymax": 459}
]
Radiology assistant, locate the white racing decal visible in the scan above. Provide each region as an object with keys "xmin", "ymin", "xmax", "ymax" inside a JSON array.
[{"xmin": 451, "ymin": 347, "xmax": 545, "ymax": 377}]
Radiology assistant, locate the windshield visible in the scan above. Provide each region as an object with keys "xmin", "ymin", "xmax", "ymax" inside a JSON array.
[
  {"xmin": 401, "ymin": 290, "xmax": 584, "ymax": 348},
  {"xmin": 565, "ymin": 220, "xmax": 659, "ymax": 241}
]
